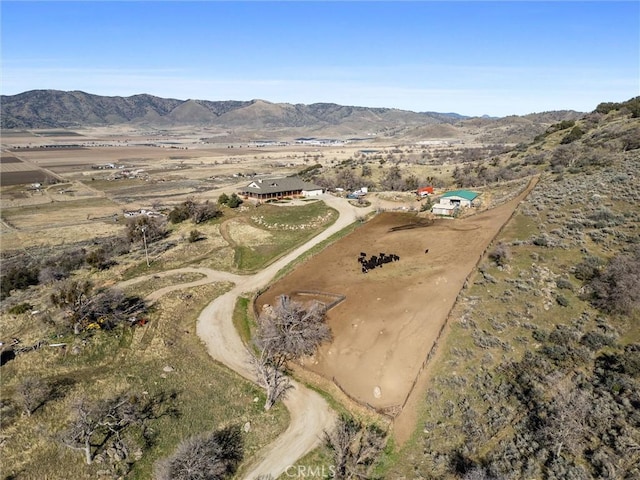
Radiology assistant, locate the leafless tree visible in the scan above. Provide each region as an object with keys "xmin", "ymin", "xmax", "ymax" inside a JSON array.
[
  {"xmin": 589, "ymin": 246, "xmax": 640, "ymax": 315},
  {"xmin": 488, "ymin": 242, "xmax": 511, "ymax": 267},
  {"xmin": 538, "ymin": 383, "xmax": 591, "ymax": 458},
  {"xmin": 16, "ymin": 376, "xmax": 52, "ymax": 416},
  {"xmin": 324, "ymin": 414, "xmax": 387, "ymax": 480},
  {"xmin": 249, "ymin": 348, "xmax": 292, "ymax": 411},
  {"xmin": 154, "ymin": 425, "xmax": 243, "ymax": 480},
  {"xmin": 59, "ymin": 394, "xmax": 142, "ymax": 464},
  {"xmin": 50, "ymin": 281, "xmax": 146, "ymax": 333},
  {"xmin": 380, "ymin": 165, "xmax": 404, "ymax": 191},
  {"xmin": 191, "ymin": 200, "xmax": 221, "ymax": 224},
  {"xmin": 125, "ymin": 215, "xmax": 167, "ymax": 243},
  {"xmin": 250, "ymin": 296, "xmax": 330, "ymax": 410},
  {"xmin": 255, "ymin": 295, "xmax": 331, "ymax": 361}
]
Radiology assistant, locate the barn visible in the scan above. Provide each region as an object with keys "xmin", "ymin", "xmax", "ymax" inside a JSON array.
[
  {"xmin": 239, "ymin": 176, "xmax": 324, "ymax": 200},
  {"xmin": 431, "ymin": 189, "xmax": 480, "ymax": 216}
]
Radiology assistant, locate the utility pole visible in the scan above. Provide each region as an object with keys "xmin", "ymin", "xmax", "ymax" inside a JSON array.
[{"xmin": 141, "ymin": 226, "xmax": 150, "ymax": 267}]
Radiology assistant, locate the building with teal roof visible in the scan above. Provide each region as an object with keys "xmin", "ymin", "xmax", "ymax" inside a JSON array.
[{"xmin": 431, "ymin": 189, "xmax": 480, "ymax": 216}]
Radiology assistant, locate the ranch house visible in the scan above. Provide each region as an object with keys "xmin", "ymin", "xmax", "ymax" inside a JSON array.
[
  {"xmin": 239, "ymin": 176, "xmax": 324, "ymax": 200},
  {"xmin": 431, "ymin": 189, "xmax": 480, "ymax": 216}
]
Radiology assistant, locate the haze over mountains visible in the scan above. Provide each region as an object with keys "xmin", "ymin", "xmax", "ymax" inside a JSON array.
[{"xmin": 0, "ymin": 90, "xmax": 584, "ymax": 143}]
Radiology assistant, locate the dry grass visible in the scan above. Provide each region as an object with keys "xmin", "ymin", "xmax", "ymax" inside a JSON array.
[
  {"xmin": 386, "ymin": 152, "xmax": 640, "ymax": 478},
  {"xmin": 0, "ymin": 283, "xmax": 288, "ymax": 479}
]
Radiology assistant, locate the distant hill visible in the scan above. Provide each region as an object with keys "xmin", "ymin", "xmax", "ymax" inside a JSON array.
[{"xmin": 0, "ymin": 90, "xmax": 467, "ymax": 131}]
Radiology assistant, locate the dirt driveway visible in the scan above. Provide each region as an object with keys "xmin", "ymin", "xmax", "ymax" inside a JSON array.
[{"xmin": 257, "ymin": 179, "xmax": 537, "ymax": 411}]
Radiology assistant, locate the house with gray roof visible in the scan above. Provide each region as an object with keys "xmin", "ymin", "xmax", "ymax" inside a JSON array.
[{"xmin": 239, "ymin": 176, "xmax": 324, "ymax": 200}]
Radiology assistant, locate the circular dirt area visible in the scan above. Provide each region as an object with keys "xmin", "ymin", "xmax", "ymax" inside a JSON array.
[{"xmin": 257, "ymin": 182, "xmax": 535, "ymax": 410}]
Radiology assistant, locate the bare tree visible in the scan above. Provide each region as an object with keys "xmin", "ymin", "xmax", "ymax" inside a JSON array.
[
  {"xmin": 191, "ymin": 200, "xmax": 221, "ymax": 224},
  {"xmin": 249, "ymin": 348, "xmax": 292, "ymax": 411},
  {"xmin": 16, "ymin": 376, "xmax": 52, "ymax": 416},
  {"xmin": 538, "ymin": 383, "xmax": 591, "ymax": 459},
  {"xmin": 324, "ymin": 414, "xmax": 387, "ymax": 480},
  {"xmin": 488, "ymin": 242, "xmax": 511, "ymax": 267},
  {"xmin": 588, "ymin": 246, "xmax": 640, "ymax": 315},
  {"xmin": 50, "ymin": 281, "xmax": 146, "ymax": 334},
  {"xmin": 154, "ymin": 425, "xmax": 243, "ymax": 480},
  {"xmin": 60, "ymin": 394, "xmax": 141, "ymax": 464},
  {"xmin": 125, "ymin": 215, "xmax": 167, "ymax": 243},
  {"xmin": 251, "ymin": 295, "xmax": 330, "ymax": 410},
  {"xmin": 380, "ymin": 165, "xmax": 404, "ymax": 191},
  {"xmin": 255, "ymin": 295, "xmax": 331, "ymax": 361}
]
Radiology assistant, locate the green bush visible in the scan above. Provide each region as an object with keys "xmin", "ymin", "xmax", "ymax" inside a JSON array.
[
  {"xmin": 8, "ymin": 302, "xmax": 33, "ymax": 315},
  {"xmin": 1, "ymin": 266, "xmax": 40, "ymax": 299},
  {"xmin": 217, "ymin": 193, "xmax": 230, "ymax": 205},
  {"xmin": 187, "ymin": 229, "xmax": 202, "ymax": 243},
  {"xmin": 560, "ymin": 125, "xmax": 584, "ymax": 144}
]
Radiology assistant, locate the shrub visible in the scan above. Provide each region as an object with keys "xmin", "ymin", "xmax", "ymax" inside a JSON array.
[
  {"xmin": 86, "ymin": 248, "xmax": 115, "ymax": 270},
  {"xmin": 555, "ymin": 294, "xmax": 570, "ymax": 307},
  {"xmin": 532, "ymin": 236, "xmax": 549, "ymax": 247},
  {"xmin": 572, "ymin": 255, "xmax": 603, "ymax": 281},
  {"xmin": 488, "ymin": 243, "xmax": 511, "ymax": 267},
  {"xmin": 8, "ymin": 302, "xmax": 32, "ymax": 315},
  {"xmin": 217, "ymin": 193, "xmax": 230, "ymax": 205},
  {"xmin": 0, "ymin": 265, "xmax": 40, "ymax": 300},
  {"xmin": 226, "ymin": 193, "xmax": 242, "ymax": 209},
  {"xmin": 556, "ymin": 278, "xmax": 573, "ymax": 291},
  {"xmin": 188, "ymin": 229, "xmax": 202, "ymax": 243},
  {"xmin": 588, "ymin": 247, "xmax": 640, "ymax": 315},
  {"xmin": 168, "ymin": 205, "xmax": 190, "ymax": 224},
  {"xmin": 580, "ymin": 331, "xmax": 615, "ymax": 351}
]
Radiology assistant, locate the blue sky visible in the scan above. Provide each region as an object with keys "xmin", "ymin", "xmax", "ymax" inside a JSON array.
[{"xmin": 1, "ymin": 1, "xmax": 638, "ymax": 116}]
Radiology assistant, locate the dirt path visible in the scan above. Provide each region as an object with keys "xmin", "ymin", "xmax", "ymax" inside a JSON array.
[{"xmin": 119, "ymin": 194, "xmax": 370, "ymax": 479}]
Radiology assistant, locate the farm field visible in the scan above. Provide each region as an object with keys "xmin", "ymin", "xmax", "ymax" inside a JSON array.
[{"xmin": 256, "ymin": 178, "xmax": 536, "ymax": 412}]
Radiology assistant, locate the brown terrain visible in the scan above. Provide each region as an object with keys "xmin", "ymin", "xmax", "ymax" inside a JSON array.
[{"xmin": 257, "ymin": 178, "xmax": 537, "ymax": 415}]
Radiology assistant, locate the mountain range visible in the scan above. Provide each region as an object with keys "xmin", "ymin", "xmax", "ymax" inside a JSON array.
[{"xmin": 0, "ymin": 90, "xmax": 583, "ymax": 143}]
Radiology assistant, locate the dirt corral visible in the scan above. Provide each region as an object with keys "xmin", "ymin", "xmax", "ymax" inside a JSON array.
[{"xmin": 257, "ymin": 180, "xmax": 536, "ymax": 412}]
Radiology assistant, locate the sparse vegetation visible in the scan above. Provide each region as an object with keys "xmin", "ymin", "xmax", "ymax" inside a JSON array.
[
  {"xmin": 168, "ymin": 198, "xmax": 222, "ymax": 224},
  {"xmin": 2, "ymin": 94, "xmax": 638, "ymax": 479},
  {"xmin": 386, "ymin": 98, "xmax": 640, "ymax": 480},
  {"xmin": 154, "ymin": 425, "xmax": 244, "ymax": 480}
]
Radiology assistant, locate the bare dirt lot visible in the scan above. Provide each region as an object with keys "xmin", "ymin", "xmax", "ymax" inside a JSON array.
[{"xmin": 257, "ymin": 181, "xmax": 535, "ymax": 411}]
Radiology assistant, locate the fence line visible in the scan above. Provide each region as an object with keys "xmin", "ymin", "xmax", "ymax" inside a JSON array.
[
  {"xmin": 332, "ymin": 376, "xmax": 398, "ymax": 420},
  {"xmin": 397, "ymin": 175, "xmax": 539, "ymax": 415}
]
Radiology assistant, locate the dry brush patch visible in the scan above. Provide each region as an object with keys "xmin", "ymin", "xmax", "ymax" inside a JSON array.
[
  {"xmin": 386, "ymin": 154, "xmax": 640, "ymax": 479},
  {"xmin": 0, "ymin": 283, "xmax": 288, "ymax": 479}
]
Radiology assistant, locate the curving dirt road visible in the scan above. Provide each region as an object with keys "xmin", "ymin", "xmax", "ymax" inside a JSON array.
[{"xmin": 121, "ymin": 195, "xmax": 370, "ymax": 479}]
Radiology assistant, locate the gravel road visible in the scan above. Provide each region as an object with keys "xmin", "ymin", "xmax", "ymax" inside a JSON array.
[{"xmin": 122, "ymin": 194, "xmax": 369, "ymax": 479}]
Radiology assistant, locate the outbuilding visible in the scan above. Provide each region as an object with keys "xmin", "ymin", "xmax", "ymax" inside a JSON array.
[
  {"xmin": 431, "ymin": 189, "xmax": 480, "ymax": 216},
  {"xmin": 438, "ymin": 189, "xmax": 479, "ymax": 208}
]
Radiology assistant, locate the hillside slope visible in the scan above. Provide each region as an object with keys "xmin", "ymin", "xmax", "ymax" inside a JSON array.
[{"xmin": 1, "ymin": 90, "xmax": 460, "ymax": 131}]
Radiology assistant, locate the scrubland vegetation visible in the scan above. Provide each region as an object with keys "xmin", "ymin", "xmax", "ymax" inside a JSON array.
[
  {"xmin": 0, "ymin": 200, "xmax": 337, "ymax": 478},
  {"xmin": 269, "ymin": 98, "xmax": 639, "ymax": 479},
  {"xmin": 384, "ymin": 98, "xmax": 640, "ymax": 480},
  {"xmin": 1, "ymin": 97, "xmax": 638, "ymax": 479}
]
